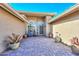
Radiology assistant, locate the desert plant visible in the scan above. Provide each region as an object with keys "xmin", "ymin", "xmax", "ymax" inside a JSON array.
[
  {"xmin": 8, "ymin": 33, "xmax": 23, "ymax": 49},
  {"xmin": 70, "ymin": 37, "xmax": 79, "ymax": 45},
  {"xmin": 54, "ymin": 32, "xmax": 62, "ymax": 42},
  {"xmin": 54, "ymin": 35, "xmax": 62, "ymax": 42}
]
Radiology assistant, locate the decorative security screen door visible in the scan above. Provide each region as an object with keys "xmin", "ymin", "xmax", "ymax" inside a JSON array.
[
  {"xmin": 37, "ymin": 25, "xmax": 44, "ymax": 36},
  {"xmin": 39, "ymin": 26, "xmax": 43, "ymax": 35}
]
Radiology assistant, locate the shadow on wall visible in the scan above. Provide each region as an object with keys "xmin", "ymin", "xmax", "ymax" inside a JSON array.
[{"xmin": 0, "ymin": 36, "xmax": 9, "ymax": 53}]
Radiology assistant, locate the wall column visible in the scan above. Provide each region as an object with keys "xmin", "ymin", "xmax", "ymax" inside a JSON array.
[
  {"xmin": 25, "ymin": 23, "xmax": 28, "ymax": 34},
  {"xmin": 45, "ymin": 16, "xmax": 52, "ymax": 37}
]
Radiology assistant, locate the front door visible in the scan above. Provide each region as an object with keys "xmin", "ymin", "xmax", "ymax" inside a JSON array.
[
  {"xmin": 28, "ymin": 21, "xmax": 45, "ymax": 36},
  {"xmin": 36, "ymin": 24, "xmax": 44, "ymax": 36}
]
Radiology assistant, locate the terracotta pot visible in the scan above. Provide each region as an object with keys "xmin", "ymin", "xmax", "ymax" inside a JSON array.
[
  {"xmin": 9, "ymin": 42, "xmax": 20, "ymax": 50},
  {"xmin": 23, "ymin": 34, "xmax": 27, "ymax": 38},
  {"xmin": 48, "ymin": 33, "xmax": 53, "ymax": 38}
]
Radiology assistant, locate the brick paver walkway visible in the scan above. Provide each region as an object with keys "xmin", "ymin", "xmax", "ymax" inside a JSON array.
[{"xmin": 0, "ymin": 36, "xmax": 76, "ymax": 56}]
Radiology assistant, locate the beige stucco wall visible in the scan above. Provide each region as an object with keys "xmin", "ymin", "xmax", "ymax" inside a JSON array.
[
  {"xmin": 52, "ymin": 10, "xmax": 79, "ymax": 46},
  {"xmin": 0, "ymin": 8, "xmax": 26, "ymax": 52},
  {"xmin": 27, "ymin": 16, "xmax": 45, "ymax": 22}
]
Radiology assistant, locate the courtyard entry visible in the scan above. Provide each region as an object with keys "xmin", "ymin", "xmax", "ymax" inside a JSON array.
[{"xmin": 18, "ymin": 11, "xmax": 54, "ymax": 37}]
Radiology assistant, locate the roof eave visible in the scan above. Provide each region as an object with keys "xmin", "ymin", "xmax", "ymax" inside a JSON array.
[
  {"xmin": 17, "ymin": 11, "xmax": 55, "ymax": 17},
  {"xmin": 0, "ymin": 3, "xmax": 29, "ymax": 23},
  {"xmin": 48, "ymin": 4, "xmax": 79, "ymax": 24}
]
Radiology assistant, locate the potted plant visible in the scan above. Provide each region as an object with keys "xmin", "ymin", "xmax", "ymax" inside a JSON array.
[
  {"xmin": 54, "ymin": 32, "xmax": 62, "ymax": 42},
  {"xmin": 23, "ymin": 34, "xmax": 27, "ymax": 39},
  {"xmin": 8, "ymin": 33, "xmax": 23, "ymax": 50},
  {"xmin": 48, "ymin": 32, "xmax": 53, "ymax": 38},
  {"xmin": 70, "ymin": 37, "xmax": 79, "ymax": 54}
]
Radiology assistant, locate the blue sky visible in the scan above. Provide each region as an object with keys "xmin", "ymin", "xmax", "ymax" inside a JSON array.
[{"xmin": 9, "ymin": 3, "xmax": 75, "ymax": 15}]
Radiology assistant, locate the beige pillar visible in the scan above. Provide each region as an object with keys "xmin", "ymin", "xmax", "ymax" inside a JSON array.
[
  {"xmin": 45, "ymin": 16, "xmax": 52, "ymax": 37},
  {"xmin": 25, "ymin": 23, "xmax": 28, "ymax": 34}
]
